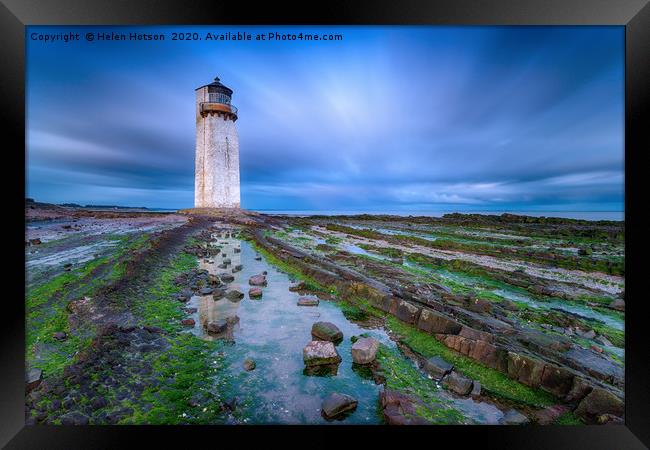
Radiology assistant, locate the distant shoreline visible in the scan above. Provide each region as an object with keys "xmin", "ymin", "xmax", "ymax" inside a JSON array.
[
  {"xmin": 254, "ymin": 210, "xmax": 624, "ymax": 222},
  {"xmin": 25, "ymin": 199, "xmax": 624, "ymax": 222}
]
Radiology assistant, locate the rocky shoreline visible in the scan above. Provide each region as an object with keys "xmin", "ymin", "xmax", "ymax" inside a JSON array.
[{"xmin": 25, "ymin": 204, "xmax": 624, "ymax": 425}]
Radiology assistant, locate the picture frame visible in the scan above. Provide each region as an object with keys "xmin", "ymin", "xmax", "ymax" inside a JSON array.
[{"xmin": 2, "ymin": 0, "xmax": 648, "ymax": 447}]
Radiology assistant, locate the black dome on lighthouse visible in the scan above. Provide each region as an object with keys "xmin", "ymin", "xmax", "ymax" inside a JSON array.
[{"xmin": 195, "ymin": 76, "xmax": 233, "ymax": 95}]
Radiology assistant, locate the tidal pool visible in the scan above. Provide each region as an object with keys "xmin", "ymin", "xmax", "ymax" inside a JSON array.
[
  {"xmin": 182, "ymin": 229, "xmax": 506, "ymax": 425},
  {"xmin": 185, "ymin": 231, "xmax": 391, "ymax": 424}
]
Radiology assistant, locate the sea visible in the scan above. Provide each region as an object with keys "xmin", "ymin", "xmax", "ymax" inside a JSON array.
[{"xmin": 251, "ymin": 210, "xmax": 624, "ymax": 221}]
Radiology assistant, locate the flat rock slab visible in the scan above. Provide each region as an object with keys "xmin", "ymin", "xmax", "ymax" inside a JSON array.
[
  {"xmin": 442, "ymin": 371, "xmax": 473, "ymax": 396},
  {"xmin": 351, "ymin": 337, "xmax": 379, "ymax": 364},
  {"xmin": 423, "ymin": 356, "xmax": 453, "ymax": 380},
  {"xmin": 311, "ymin": 321, "xmax": 343, "ymax": 343},
  {"xmin": 321, "ymin": 393, "xmax": 358, "ymax": 420},
  {"xmin": 303, "ymin": 340, "xmax": 341, "ymax": 367},
  {"xmin": 563, "ymin": 347, "xmax": 624, "ymax": 384},
  {"xmin": 297, "ymin": 297, "xmax": 319, "ymax": 307}
]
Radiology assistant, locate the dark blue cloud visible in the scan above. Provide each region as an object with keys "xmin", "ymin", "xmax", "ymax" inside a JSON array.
[{"xmin": 26, "ymin": 26, "xmax": 624, "ymax": 212}]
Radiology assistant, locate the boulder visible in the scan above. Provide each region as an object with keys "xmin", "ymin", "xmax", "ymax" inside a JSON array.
[
  {"xmin": 468, "ymin": 297, "xmax": 492, "ymax": 313},
  {"xmin": 181, "ymin": 318, "xmax": 195, "ymax": 327},
  {"xmin": 53, "ymin": 331, "xmax": 67, "ymax": 341},
  {"xmin": 378, "ymin": 296, "xmax": 400, "ymax": 315},
  {"xmin": 220, "ymin": 273, "xmax": 235, "ymax": 283},
  {"xmin": 311, "ymin": 322, "xmax": 343, "ymax": 343},
  {"xmin": 177, "ymin": 288, "xmax": 193, "ymax": 302},
  {"xmin": 59, "ymin": 411, "xmax": 90, "ymax": 425},
  {"xmin": 351, "ymin": 337, "xmax": 379, "ymax": 365},
  {"xmin": 208, "ymin": 274, "xmax": 222, "ymax": 286},
  {"xmin": 206, "ymin": 319, "xmax": 228, "ymax": 335},
  {"xmin": 232, "ymin": 264, "xmax": 243, "ymax": 273},
  {"xmin": 594, "ymin": 335, "xmax": 613, "ymax": 347},
  {"xmin": 534, "ymin": 405, "xmax": 570, "ymax": 425},
  {"xmin": 297, "ymin": 297, "xmax": 319, "ymax": 307},
  {"xmin": 243, "ymin": 358, "xmax": 256, "ymax": 371},
  {"xmin": 576, "ymin": 328, "xmax": 596, "ymax": 340},
  {"xmin": 442, "ymin": 371, "xmax": 473, "ymax": 396},
  {"xmin": 540, "ymin": 365, "xmax": 575, "ymax": 398},
  {"xmin": 26, "ymin": 368, "xmax": 42, "ymax": 392},
  {"xmin": 303, "ymin": 341, "xmax": 341, "ymax": 367},
  {"xmin": 501, "ymin": 299, "xmax": 520, "ymax": 311},
  {"xmin": 91, "ymin": 396, "xmax": 107, "ymax": 410},
  {"xmin": 564, "ymin": 377, "xmax": 593, "ymax": 403},
  {"xmin": 575, "ymin": 388, "xmax": 624, "ymax": 423},
  {"xmin": 470, "ymin": 381, "xmax": 481, "ymax": 398},
  {"xmin": 596, "ymin": 414, "xmax": 624, "ymax": 425},
  {"xmin": 226, "ymin": 289, "xmax": 244, "ymax": 301},
  {"xmin": 423, "ymin": 356, "xmax": 453, "ymax": 380},
  {"xmin": 248, "ymin": 288, "xmax": 263, "ymax": 299},
  {"xmin": 199, "ymin": 287, "xmax": 213, "ymax": 295},
  {"xmin": 609, "ymin": 298, "xmax": 625, "ymax": 312},
  {"xmin": 212, "ymin": 289, "xmax": 226, "ymax": 300},
  {"xmin": 321, "ymin": 393, "xmax": 358, "ymax": 420},
  {"xmin": 380, "ymin": 389, "xmax": 430, "ymax": 425},
  {"xmin": 289, "ymin": 281, "xmax": 305, "ymax": 291},
  {"xmin": 249, "ymin": 274, "xmax": 267, "ymax": 286},
  {"xmin": 396, "ymin": 300, "xmax": 421, "ymax": 324},
  {"xmin": 500, "ymin": 409, "xmax": 529, "ymax": 425}
]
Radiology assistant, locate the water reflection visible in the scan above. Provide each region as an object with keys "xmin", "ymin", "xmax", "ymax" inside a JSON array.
[{"xmin": 184, "ymin": 226, "xmax": 513, "ymax": 425}]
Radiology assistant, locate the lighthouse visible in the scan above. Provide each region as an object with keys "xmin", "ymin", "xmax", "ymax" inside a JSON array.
[{"xmin": 194, "ymin": 76, "xmax": 240, "ymax": 208}]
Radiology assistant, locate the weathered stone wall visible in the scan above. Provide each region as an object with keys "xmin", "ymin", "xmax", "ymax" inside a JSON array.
[{"xmin": 195, "ymin": 87, "xmax": 241, "ymax": 208}]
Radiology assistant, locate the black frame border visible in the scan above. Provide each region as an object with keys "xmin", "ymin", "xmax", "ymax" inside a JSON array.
[{"xmin": 2, "ymin": 0, "xmax": 649, "ymax": 448}]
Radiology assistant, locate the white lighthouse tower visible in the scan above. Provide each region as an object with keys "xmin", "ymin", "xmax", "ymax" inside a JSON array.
[{"xmin": 194, "ymin": 76, "xmax": 240, "ymax": 208}]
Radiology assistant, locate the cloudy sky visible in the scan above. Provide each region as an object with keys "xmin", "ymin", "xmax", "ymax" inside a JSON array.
[{"xmin": 26, "ymin": 26, "xmax": 624, "ymax": 212}]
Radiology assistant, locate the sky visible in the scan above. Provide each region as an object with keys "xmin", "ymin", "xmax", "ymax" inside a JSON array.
[{"xmin": 26, "ymin": 26, "xmax": 624, "ymax": 213}]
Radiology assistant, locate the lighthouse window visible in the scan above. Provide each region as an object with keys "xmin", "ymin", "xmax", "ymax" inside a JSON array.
[{"xmin": 208, "ymin": 92, "xmax": 231, "ymax": 104}]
